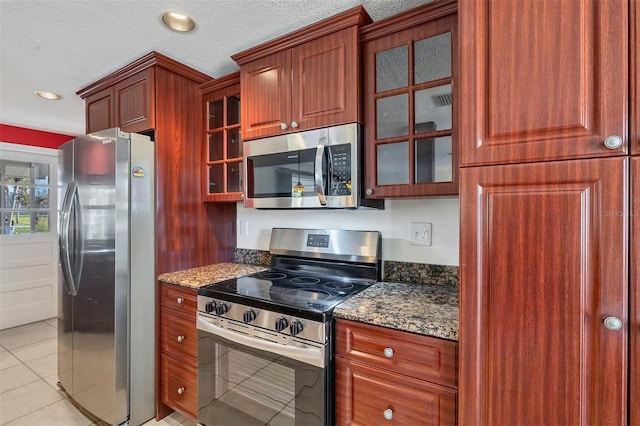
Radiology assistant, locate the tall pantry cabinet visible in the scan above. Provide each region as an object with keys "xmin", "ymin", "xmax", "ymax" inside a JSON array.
[{"xmin": 458, "ymin": 1, "xmax": 636, "ymax": 425}]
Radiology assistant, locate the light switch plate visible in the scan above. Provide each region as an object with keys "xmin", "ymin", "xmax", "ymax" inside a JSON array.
[{"xmin": 410, "ymin": 222, "xmax": 432, "ymax": 246}]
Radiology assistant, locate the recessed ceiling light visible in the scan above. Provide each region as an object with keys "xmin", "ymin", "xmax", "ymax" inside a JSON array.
[
  {"xmin": 34, "ymin": 91, "xmax": 62, "ymax": 100},
  {"xmin": 160, "ymin": 10, "xmax": 197, "ymax": 33}
]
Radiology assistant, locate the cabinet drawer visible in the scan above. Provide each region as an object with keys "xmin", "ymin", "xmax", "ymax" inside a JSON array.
[
  {"xmin": 336, "ymin": 319, "xmax": 457, "ymax": 388},
  {"xmin": 160, "ymin": 283, "xmax": 197, "ymax": 315},
  {"xmin": 161, "ymin": 354, "xmax": 197, "ymax": 419},
  {"xmin": 336, "ymin": 356, "xmax": 457, "ymax": 426},
  {"xmin": 161, "ymin": 310, "xmax": 197, "ymax": 364}
]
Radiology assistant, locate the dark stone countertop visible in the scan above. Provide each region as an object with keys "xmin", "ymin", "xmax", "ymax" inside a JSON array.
[{"xmin": 333, "ymin": 281, "xmax": 459, "ymax": 341}]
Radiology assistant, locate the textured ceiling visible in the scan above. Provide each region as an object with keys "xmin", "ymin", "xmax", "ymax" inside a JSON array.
[{"xmin": 0, "ymin": 0, "xmax": 431, "ymax": 136}]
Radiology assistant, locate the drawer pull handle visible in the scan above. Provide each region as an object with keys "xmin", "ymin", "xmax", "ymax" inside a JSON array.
[
  {"xmin": 383, "ymin": 408, "xmax": 393, "ymax": 420},
  {"xmin": 177, "ymin": 387, "xmax": 185, "ymax": 395},
  {"xmin": 383, "ymin": 347, "xmax": 394, "ymax": 358},
  {"xmin": 177, "ymin": 335, "xmax": 185, "ymax": 343},
  {"xmin": 176, "ymin": 297, "xmax": 184, "ymax": 304}
]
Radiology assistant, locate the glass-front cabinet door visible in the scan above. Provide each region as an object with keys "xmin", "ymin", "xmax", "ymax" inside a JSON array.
[
  {"xmin": 200, "ymin": 73, "xmax": 243, "ymax": 202},
  {"xmin": 363, "ymin": 2, "xmax": 458, "ymax": 197}
]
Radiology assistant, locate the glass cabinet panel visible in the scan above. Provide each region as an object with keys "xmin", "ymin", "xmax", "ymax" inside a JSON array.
[
  {"xmin": 227, "ymin": 162, "xmax": 242, "ymax": 193},
  {"xmin": 208, "ymin": 100, "xmax": 224, "ymax": 129},
  {"xmin": 414, "ymin": 32, "xmax": 451, "ymax": 84},
  {"xmin": 376, "ymin": 94, "xmax": 409, "ymax": 139},
  {"xmin": 376, "ymin": 45, "xmax": 408, "ymax": 93},
  {"xmin": 415, "ymin": 136, "xmax": 452, "ymax": 183},
  {"xmin": 415, "ymin": 84, "xmax": 452, "ymax": 133},
  {"xmin": 227, "ymin": 128, "xmax": 242, "ymax": 159},
  {"xmin": 227, "ymin": 95, "xmax": 240, "ymax": 126},
  {"xmin": 377, "ymin": 142, "xmax": 409, "ymax": 185},
  {"xmin": 208, "ymin": 132, "xmax": 224, "ymax": 161},
  {"xmin": 208, "ymin": 165, "xmax": 224, "ymax": 194}
]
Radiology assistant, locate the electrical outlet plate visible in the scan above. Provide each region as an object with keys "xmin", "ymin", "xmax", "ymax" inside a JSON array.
[{"xmin": 410, "ymin": 222, "xmax": 432, "ymax": 246}]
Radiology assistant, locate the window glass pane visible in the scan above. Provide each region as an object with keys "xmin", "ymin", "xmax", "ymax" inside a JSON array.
[
  {"xmin": 227, "ymin": 162, "xmax": 243, "ymax": 193},
  {"xmin": 208, "ymin": 132, "xmax": 224, "ymax": 161},
  {"xmin": 34, "ymin": 187, "xmax": 49, "ymax": 209},
  {"xmin": 376, "ymin": 94, "xmax": 408, "ymax": 139},
  {"xmin": 208, "ymin": 100, "xmax": 224, "ymax": 129},
  {"xmin": 415, "ymin": 84, "xmax": 452, "ymax": 133},
  {"xmin": 227, "ymin": 128, "xmax": 242, "ymax": 159},
  {"xmin": 377, "ymin": 142, "xmax": 409, "ymax": 185},
  {"xmin": 414, "ymin": 32, "xmax": 452, "ymax": 84},
  {"xmin": 376, "ymin": 45, "xmax": 408, "ymax": 92},
  {"xmin": 227, "ymin": 95, "xmax": 240, "ymax": 126},
  {"xmin": 415, "ymin": 136, "xmax": 453, "ymax": 183}
]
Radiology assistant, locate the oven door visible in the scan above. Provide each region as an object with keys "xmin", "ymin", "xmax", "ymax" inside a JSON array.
[{"xmin": 196, "ymin": 314, "xmax": 330, "ymax": 426}]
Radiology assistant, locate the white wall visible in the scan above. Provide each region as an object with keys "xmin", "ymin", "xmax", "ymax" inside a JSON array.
[{"xmin": 237, "ymin": 197, "xmax": 460, "ymax": 266}]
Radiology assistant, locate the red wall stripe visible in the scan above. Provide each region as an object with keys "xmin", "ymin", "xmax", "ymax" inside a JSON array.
[{"xmin": 0, "ymin": 124, "xmax": 75, "ymax": 149}]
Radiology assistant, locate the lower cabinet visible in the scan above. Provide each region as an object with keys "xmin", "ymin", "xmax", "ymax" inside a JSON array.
[
  {"xmin": 158, "ymin": 282, "xmax": 198, "ymax": 419},
  {"xmin": 335, "ymin": 319, "xmax": 458, "ymax": 425}
]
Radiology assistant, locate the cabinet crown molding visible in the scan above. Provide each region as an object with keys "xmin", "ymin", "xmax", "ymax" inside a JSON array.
[
  {"xmin": 77, "ymin": 51, "xmax": 212, "ymax": 98},
  {"xmin": 198, "ymin": 72, "xmax": 240, "ymax": 94},
  {"xmin": 231, "ymin": 5, "xmax": 372, "ymax": 65}
]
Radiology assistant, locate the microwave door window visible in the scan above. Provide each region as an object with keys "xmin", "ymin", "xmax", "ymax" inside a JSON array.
[{"xmin": 247, "ymin": 149, "xmax": 317, "ymax": 198}]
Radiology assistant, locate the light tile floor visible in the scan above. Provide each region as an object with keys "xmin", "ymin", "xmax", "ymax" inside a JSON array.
[{"xmin": 0, "ymin": 319, "xmax": 195, "ymax": 426}]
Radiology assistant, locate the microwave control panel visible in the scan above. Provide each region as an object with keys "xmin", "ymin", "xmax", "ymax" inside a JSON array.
[{"xmin": 328, "ymin": 144, "xmax": 352, "ymax": 196}]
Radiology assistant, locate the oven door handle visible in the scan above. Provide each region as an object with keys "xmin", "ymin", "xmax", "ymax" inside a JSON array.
[{"xmin": 197, "ymin": 315, "xmax": 324, "ymax": 368}]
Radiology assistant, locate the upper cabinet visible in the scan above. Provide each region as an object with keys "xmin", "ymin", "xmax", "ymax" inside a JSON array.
[
  {"xmin": 82, "ymin": 68, "xmax": 154, "ymax": 134},
  {"xmin": 361, "ymin": 0, "xmax": 458, "ymax": 198},
  {"xmin": 232, "ymin": 6, "xmax": 371, "ymax": 141},
  {"xmin": 459, "ymin": 0, "xmax": 629, "ymax": 166},
  {"xmin": 199, "ymin": 73, "xmax": 243, "ymax": 202}
]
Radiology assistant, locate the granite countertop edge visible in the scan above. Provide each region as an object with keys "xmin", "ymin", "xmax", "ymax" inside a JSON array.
[{"xmin": 158, "ymin": 263, "xmax": 459, "ymax": 341}]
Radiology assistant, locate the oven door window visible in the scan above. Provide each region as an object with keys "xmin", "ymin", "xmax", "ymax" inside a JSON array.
[{"xmin": 198, "ymin": 330, "xmax": 326, "ymax": 426}]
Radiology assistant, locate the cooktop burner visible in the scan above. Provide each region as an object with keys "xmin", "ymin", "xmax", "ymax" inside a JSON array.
[{"xmin": 198, "ymin": 268, "xmax": 372, "ymax": 317}]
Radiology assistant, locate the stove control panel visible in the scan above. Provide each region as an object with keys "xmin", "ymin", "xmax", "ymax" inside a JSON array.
[{"xmin": 197, "ymin": 296, "xmax": 327, "ymax": 345}]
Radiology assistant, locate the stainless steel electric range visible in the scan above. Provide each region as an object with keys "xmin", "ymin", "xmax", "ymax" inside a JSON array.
[{"xmin": 196, "ymin": 228, "xmax": 381, "ymax": 426}]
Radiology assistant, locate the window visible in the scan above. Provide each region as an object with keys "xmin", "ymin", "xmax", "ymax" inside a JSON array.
[{"xmin": 0, "ymin": 150, "xmax": 56, "ymax": 235}]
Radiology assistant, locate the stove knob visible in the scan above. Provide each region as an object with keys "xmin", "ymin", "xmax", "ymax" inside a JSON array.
[
  {"xmin": 289, "ymin": 320, "xmax": 304, "ymax": 336},
  {"xmin": 205, "ymin": 301, "xmax": 216, "ymax": 314},
  {"xmin": 275, "ymin": 317, "xmax": 289, "ymax": 332},
  {"xmin": 215, "ymin": 303, "xmax": 229, "ymax": 316},
  {"xmin": 243, "ymin": 310, "xmax": 257, "ymax": 323}
]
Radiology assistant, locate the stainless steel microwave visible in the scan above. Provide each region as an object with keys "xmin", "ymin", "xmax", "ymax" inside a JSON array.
[{"xmin": 243, "ymin": 123, "xmax": 383, "ymax": 209}]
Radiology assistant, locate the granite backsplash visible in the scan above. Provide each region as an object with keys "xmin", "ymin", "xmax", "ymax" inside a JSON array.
[{"xmin": 234, "ymin": 249, "xmax": 458, "ymax": 287}]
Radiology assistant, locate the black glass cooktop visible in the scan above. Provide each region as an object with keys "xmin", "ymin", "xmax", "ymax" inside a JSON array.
[{"xmin": 198, "ymin": 269, "xmax": 372, "ymax": 315}]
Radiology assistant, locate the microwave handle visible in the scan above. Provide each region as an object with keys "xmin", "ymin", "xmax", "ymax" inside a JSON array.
[{"xmin": 314, "ymin": 137, "xmax": 327, "ymax": 205}]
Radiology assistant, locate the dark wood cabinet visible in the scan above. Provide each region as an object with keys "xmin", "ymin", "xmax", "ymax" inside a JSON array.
[
  {"xmin": 199, "ymin": 73, "xmax": 243, "ymax": 202},
  {"xmin": 83, "ymin": 68, "xmax": 153, "ymax": 134},
  {"xmin": 158, "ymin": 283, "xmax": 197, "ymax": 419},
  {"xmin": 459, "ymin": 0, "xmax": 629, "ymax": 166},
  {"xmin": 632, "ymin": 0, "xmax": 639, "ymax": 156},
  {"xmin": 335, "ymin": 319, "xmax": 458, "ymax": 425},
  {"xmin": 459, "ymin": 158, "xmax": 628, "ymax": 425},
  {"xmin": 361, "ymin": 0, "xmax": 458, "ymax": 198},
  {"xmin": 232, "ymin": 7, "xmax": 370, "ymax": 141},
  {"xmin": 631, "ymin": 158, "xmax": 639, "ymax": 426},
  {"xmin": 78, "ymin": 52, "xmax": 237, "ymax": 420}
]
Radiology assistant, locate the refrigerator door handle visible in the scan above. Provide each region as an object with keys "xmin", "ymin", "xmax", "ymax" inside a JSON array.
[{"xmin": 59, "ymin": 181, "xmax": 81, "ymax": 295}]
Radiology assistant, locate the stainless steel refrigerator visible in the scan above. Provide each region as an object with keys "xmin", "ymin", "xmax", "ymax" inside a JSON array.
[{"xmin": 58, "ymin": 128, "xmax": 155, "ymax": 426}]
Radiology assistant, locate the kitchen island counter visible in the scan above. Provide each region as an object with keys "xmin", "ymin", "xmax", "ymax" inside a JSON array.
[{"xmin": 334, "ymin": 282, "xmax": 459, "ymax": 341}]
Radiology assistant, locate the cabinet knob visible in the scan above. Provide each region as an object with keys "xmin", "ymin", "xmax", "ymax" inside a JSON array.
[
  {"xmin": 291, "ymin": 121, "xmax": 299, "ymax": 129},
  {"xmin": 383, "ymin": 408, "xmax": 394, "ymax": 420},
  {"xmin": 176, "ymin": 297, "xmax": 184, "ymax": 304},
  {"xmin": 280, "ymin": 123, "xmax": 288, "ymax": 130},
  {"xmin": 177, "ymin": 335, "xmax": 184, "ymax": 343},
  {"xmin": 365, "ymin": 188, "xmax": 373, "ymax": 196},
  {"xmin": 177, "ymin": 387, "xmax": 185, "ymax": 395},
  {"xmin": 603, "ymin": 316, "xmax": 623, "ymax": 331},
  {"xmin": 383, "ymin": 347, "xmax": 394, "ymax": 358},
  {"xmin": 603, "ymin": 135, "xmax": 623, "ymax": 150}
]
